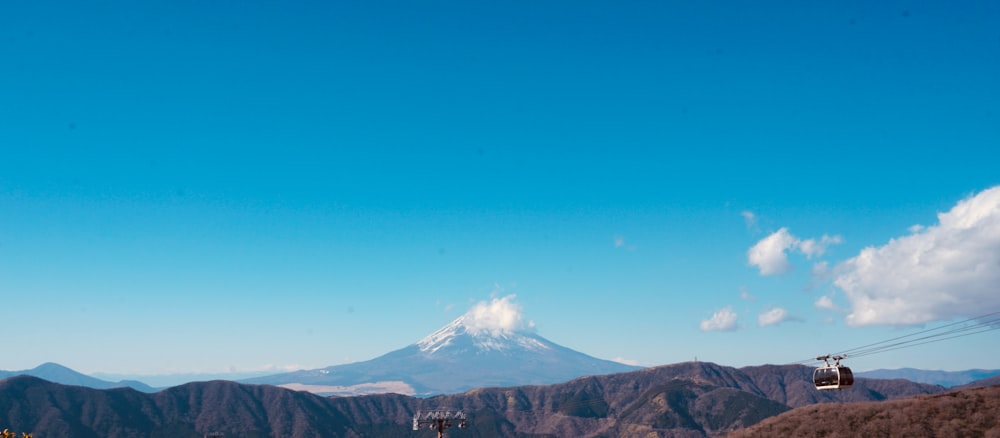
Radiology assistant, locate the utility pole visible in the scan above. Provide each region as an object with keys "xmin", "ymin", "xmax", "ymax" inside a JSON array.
[{"xmin": 412, "ymin": 409, "xmax": 467, "ymax": 438}]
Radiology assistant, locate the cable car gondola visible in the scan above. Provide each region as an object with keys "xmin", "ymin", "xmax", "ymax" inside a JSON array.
[{"xmin": 813, "ymin": 355, "xmax": 853, "ymax": 390}]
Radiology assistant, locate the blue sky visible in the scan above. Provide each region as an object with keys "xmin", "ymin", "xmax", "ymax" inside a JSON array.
[{"xmin": 2, "ymin": 0, "xmax": 999, "ymax": 378}]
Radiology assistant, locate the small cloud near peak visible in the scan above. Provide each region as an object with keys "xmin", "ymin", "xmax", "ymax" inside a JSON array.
[{"xmin": 461, "ymin": 295, "xmax": 536, "ymax": 335}]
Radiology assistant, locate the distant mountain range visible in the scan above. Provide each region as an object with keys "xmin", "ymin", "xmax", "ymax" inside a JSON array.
[
  {"xmin": 4, "ymin": 361, "xmax": 985, "ymax": 437},
  {"xmin": 961, "ymin": 373, "xmax": 1000, "ymax": 389},
  {"xmin": 91, "ymin": 370, "xmax": 279, "ymax": 388},
  {"xmin": 242, "ymin": 313, "xmax": 641, "ymax": 395},
  {"xmin": 1, "ymin": 315, "xmax": 996, "ymax": 405},
  {"xmin": 857, "ymin": 367, "xmax": 1000, "ymax": 387},
  {"xmin": 2, "ymin": 359, "xmax": 997, "ymax": 399},
  {"xmin": 0, "ymin": 362, "xmax": 156, "ymax": 393}
]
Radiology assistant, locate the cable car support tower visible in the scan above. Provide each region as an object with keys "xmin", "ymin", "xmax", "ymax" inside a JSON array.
[{"xmin": 413, "ymin": 409, "xmax": 468, "ymax": 438}]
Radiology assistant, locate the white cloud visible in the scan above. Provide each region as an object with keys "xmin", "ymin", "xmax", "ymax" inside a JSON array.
[
  {"xmin": 758, "ymin": 307, "xmax": 790, "ymax": 327},
  {"xmin": 811, "ymin": 261, "xmax": 831, "ymax": 277},
  {"xmin": 462, "ymin": 294, "xmax": 536, "ymax": 335},
  {"xmin": 741, "ymin": 210, "xmax": 757, "ymax": 229},
  {"xmin": 739, "ymin": 286, "xmax": 756, "ymax": 301},
  {"xmin": 798, "ymin": 234, "xmax": 843, "ymax": 258},
  {"xmin": 835, "ymin": 186, "xmax": 1000, "ymax": 326},
  {"xmin": 749, "ymin": 229, "xmax": 843, "ymax": 275},
  {"xmin": 815, "ymin": 295, "xmax": 837, "ymax": 311},
  {"xmin": 700, "ymin": 306, "xmax": 738, "ymax": 331},
  {"xmin": 748, "ymin": 228, "xmax": 799, "ymax": 275}
]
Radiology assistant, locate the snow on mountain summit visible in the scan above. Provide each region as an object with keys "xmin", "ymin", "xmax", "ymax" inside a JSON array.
[
  {"xmin": 416, "ymin": 314, "xmax": 550, "ymax": 354},
  {"xmin": 417, "ymin": 295, "xmax": 548, "ymax": 354}
]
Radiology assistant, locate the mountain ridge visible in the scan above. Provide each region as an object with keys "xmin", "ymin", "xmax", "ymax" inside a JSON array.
[
  {"xmin": 0, "ymin": 362, "xmax": 156, "ymax": 393},
  {"xmin": 2, "ymin": 361, "xmax": 968, "ymax": 437},
  {"xmin": 857, "ymin": 367, "xmax": 1000, "ymax": 387}
]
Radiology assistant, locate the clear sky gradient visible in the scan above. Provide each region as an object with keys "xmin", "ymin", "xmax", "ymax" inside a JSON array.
[{"xmin": 2, "ymin": 0, "xmax": 999, "ymax": 377}]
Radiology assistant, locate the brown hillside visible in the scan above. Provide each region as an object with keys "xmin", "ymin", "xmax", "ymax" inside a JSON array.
[
  {"xmin": 727, "ymin": 385, "xmax": 1000, "ymax": 438},
  {"xmin": 0, "ymin": 362, "xmax": 946, "ymax": 437}
]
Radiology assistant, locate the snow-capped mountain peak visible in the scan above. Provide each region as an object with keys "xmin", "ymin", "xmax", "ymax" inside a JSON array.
[
  {"xmin": 244, "ymin": 295, "xmax": 641, "ymax": 396},
  {"xmin": 416, "ymin": 316, "xmax": 464, "ymax": 354},
  {"xmin": 416, "ymin": 315, "xmax": 549, "ymax": 355}
]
